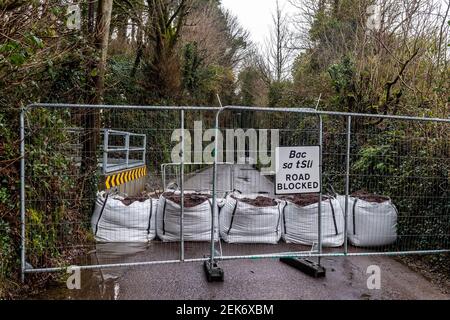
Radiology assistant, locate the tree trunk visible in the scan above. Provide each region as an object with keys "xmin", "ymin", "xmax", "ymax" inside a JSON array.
[
  {"xmin": 94, "ymin": 0, "xmax": 113, "ymax": 103},
  {"xmin": 131, "ymin": 10, "xmax": 144, "ymax": 77},
  {"xmin": 88, "ymin": 0, "xmax": 95, "ymax": 33},
  {"xmin": 81, "ymin": 0, "xmax": 113, "ymax": 211},
  {"xmin": 117, "ymin": 20, "xmax": 128, "ymax": 45},
  {"xmin": 131, "ymin": 22, "xmax": 136, "ymax": 44}
]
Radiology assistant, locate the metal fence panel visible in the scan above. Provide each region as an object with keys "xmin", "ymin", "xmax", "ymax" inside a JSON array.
[
  {"xmin": 209, "ymin": 107, "xmax": 449, "ymax": 267},
  {"xmin": 21, "ymin": 104, "xmax": 220, "ymax": 276},
  {"xmin": 209, "ymin": 108, "xmax": 325, "ymax": 265}
]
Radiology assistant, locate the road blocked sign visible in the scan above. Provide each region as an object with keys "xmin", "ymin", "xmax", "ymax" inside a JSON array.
[{"xmin": 275, "ymin": 146, "xmax": 320, "ymax": 195}]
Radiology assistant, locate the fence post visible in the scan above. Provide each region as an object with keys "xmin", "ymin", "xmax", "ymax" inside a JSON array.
[
  {"xmin": 142, "ymin": 134, "xmax": 147, "ymax": 167},
  {"xmin": 203, "ymin": 108, "xmax": 224, "ymax": 282},
  {"xmin": 211, "ymin": 111, "xmax": 219, "ymax": 265},
  {"xmin": 344, "ymin": 116, "xmax": 351, "ymax": 255},
  {"xmin": 20, "ymin": 108, "xmax": 26, "ymax": 283},
  {"xmin": 125, "ymin": 132, "xmax": 130, "ymax": 168},
  {"xmin": 318, "ymin": 115, "xmax": 323, "ymax": 265},
  {"xmin": 102, "ymin": 129, "xmax": 109, "ymax": 174},
  {"xmin": 161, "ymin": 164, "xmax": 166, "ymax": 191},
  {"xmin": 180, "ymin": 109, "xmax": 185, "ymax": 261}
]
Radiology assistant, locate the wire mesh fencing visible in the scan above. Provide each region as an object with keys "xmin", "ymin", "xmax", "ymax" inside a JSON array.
[
  {"xmin": 22, "ymin": 104, "xmax": 221, "ymax": 276},
  {"xmin": 209, "ymin": 108, "xmax": 325, "ymax": 260},
  {"xmin": 20, "ymin": 103, "xmax": 449, "ymax": 280},
  {"xmin": 210, "ymin": 107, "xmax": 449, "ymax": 264},
  {"xmin": 341, "ymin": 115, "xmax": 449, "ymax": 255}
]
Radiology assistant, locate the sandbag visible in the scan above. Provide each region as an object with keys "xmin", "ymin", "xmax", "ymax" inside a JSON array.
[
  {"xmin": 281, "ymin": 195, "xmax": 344, "ymax": 247},
  {"xmin": 91, "ymin": 192, "xmax": 157, "ymax": 243},
  {"xmin": 336, "ymin": 194, "xmax": 398, "ymax": 247},
  {"xmin": 219, "ymin": 194, "xmax": 282, "ymax": 244},
  {"xmin": 156, "ymin": 192, "xmax": 219, "ymax": 242}
]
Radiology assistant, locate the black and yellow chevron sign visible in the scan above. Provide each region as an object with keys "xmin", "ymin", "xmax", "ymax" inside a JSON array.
[{"xmin": 105, "ymin": 166, "xmax": 147, "ymax": 189}]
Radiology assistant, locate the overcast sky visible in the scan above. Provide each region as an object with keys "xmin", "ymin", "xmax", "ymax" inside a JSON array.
[
  {"xmin": 221, "ymin": 0, "xmax": 296, "ymax": 46},
  {"xmin": 220, "ymin": 0, "xmax": 449, "ymax": 47}
]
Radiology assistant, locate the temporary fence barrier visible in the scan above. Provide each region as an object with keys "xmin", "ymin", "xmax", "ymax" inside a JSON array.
[{"xmin": 20, "ymin": 103, "xmax": 449, "ymax": 282}]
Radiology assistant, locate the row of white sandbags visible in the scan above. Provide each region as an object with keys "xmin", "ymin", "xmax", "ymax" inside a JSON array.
[
  {"xmin": 91, "ymin": 192, "xmax": 282, "ymax": 244},
  {"xmin": 91, "ymin": 191, "xmax": 219, "ymax": 243},
  {"xmin": 282, "ymin": 194, "xmax": 398, "ymax": 247},
  {"xmin": 91, "ymin": 191, "xmax": 397, "ymax": 247},
  {"xmin": 220, "ymin": 192, "xmax": 397, "ymax": 247}
]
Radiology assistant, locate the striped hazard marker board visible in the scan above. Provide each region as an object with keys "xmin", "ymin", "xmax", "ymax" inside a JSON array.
[{"xmin": 105, "ymin": 166, "xmax": 147, "ymax": 189}]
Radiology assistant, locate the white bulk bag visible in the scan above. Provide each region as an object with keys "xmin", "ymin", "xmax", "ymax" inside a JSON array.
[
  {"xmin": 91, "ymin": 192, "xmax": 157, "ymax": 243},
  {"xmin": 156, "ymin": 192, "xmax": 219, "ymax": 242},
  {"xmin": 219, "ymin": 194, "xmax": 282, "ymax": 244},
  {"xmin": 336, "ymin": 195, "xmax": 397, "ymax": 247},
  {"xmin": 282, "ymin": 196, "xmax": 344, "ymax": 247}
]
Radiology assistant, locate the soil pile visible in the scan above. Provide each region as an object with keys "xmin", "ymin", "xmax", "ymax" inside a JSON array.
[
  {"xmin": 232, "ymin": 195, "xmax": 277, "ymax": 207},
  {"xmin": 163, "ymin": 192, "xmax": 211, "ymax": 208},
  {"xmin": 281, "ymin": 193, "xmax": 329, "ymax": 207},
  {"xmin": 352, "ymin": 191, "xmax": 390, "ymax": 203},
  {"xmin": 121, "ymin": 191, "xmax": 160, "ymax": 206}
]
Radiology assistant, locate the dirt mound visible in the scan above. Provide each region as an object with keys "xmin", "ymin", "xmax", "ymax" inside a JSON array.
[
  {"xmin": 232, "ymin": 195, "xmax": 277, "ymax": 207},
  {"xmin": 281, "ymin": 193, "xmax": 329, "ymax": 207},
  {"xmin": 352, "ymin": 190, "xmax": 390, "ymax": 203},
  {"xmin": 163, "ymin": 192, "xmax": 211, "ymax": 208},
  {"xmin": 121, "ymin": 191, "xmax": 160, "ymax": 206}
]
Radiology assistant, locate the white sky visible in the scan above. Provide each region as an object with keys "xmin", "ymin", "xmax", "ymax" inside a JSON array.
[
  {"xmin": 221, "ymin": 0, "xmax": 296, "ymax": 46},
  {"xmin": 221, "ymin": 0, "xmax": 450, "ymax": 47}
]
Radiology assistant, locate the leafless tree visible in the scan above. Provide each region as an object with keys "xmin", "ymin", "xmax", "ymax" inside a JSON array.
[
  {"xmin": 181, "ymin": 2, "xmax": 249, "ymax": 70},
  {"xmin": 288, "ymin": 0, "xmax": 449, "ymax": 115},
  {"xmin": 263, "ymin": 0, "xmax": 294, "ymax": 82}
]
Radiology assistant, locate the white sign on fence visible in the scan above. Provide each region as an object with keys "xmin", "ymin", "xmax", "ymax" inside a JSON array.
[{"xmin": 275, "ymin": 146, "xmax": 320, "ymax": 195}]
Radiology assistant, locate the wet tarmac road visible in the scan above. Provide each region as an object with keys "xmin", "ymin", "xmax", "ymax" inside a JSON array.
[
  {"xmin": 36, "ymin": 241, "xmax": 449, "ymax": 300},
  {"xmin": 116, "ymin": 255, "xmax": 448, "ymax": 300}
]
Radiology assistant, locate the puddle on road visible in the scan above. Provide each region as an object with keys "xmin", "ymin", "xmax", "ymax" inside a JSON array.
[{"xmin": 33, "ymin": 243, "xmax": 150, "ymax": 300}]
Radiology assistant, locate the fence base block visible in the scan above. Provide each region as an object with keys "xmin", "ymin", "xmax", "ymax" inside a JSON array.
[
  {"xmin": 280, "ymin": 258, "xmax": 326, "ymax": 278},
  {"xmin": 204, "ymin": 260, "xmax": 224, "ymax": 282}
]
